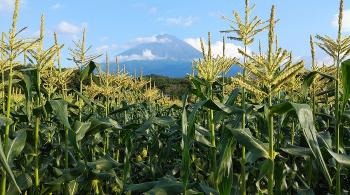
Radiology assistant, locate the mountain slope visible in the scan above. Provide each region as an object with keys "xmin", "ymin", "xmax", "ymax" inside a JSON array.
[
  {"xmin": 101, "ymin": 34, "xmax": 240, "ymax": 77},
  {"xmin": 118, "ymin": 34, "xmax": 202, "ymax": 61}
]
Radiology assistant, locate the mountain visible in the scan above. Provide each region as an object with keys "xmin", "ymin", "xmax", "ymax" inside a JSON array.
[
  {"xmin": 118, "ymin": 34, "xmax": 202, "ymax": 61},
  {"xmin": 102, "ymin": 34, "xmax": 240, "ymax": 77}
]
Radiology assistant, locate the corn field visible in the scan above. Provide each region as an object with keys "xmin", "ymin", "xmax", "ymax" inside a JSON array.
[{"xmin": 0, "ymin": 0, "xmax": 350, "ymax": 194}]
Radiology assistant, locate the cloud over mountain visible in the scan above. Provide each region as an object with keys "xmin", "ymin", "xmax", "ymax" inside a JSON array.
[
  {"xmin": 184, "ymin": 38, "xmax": 246, "ymax": 58},
  {"xmin": 108, "ymin": 34, "xmax": 240, "ymax": 77},
  {"xmin": 118, "ymin": 49, "xmax": 164, "ymax": 62},
  {"xmin": 117, "ymin": 34, "xmax": 201, "ymax": 62},
  {"xmin": 57, "ymin": 21, "xmax": 86, "ymax": 34}
]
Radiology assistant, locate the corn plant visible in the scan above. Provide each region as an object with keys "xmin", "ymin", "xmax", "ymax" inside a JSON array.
[{"xmin": 221, "ymin": 0, "xmax": 267, "ymax": 193}]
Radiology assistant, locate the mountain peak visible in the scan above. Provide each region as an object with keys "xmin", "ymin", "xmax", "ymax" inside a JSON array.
[
  {"xmin": 117, "ymin": 34, "xmax": 201, "ymax": 62},
  {"xmin": 155, "ymin": 34, "xmax": 177, "ymax": 40},
  {"xmin": 105, "ymin": 34, "xmax": 239, "ymax": 77}
]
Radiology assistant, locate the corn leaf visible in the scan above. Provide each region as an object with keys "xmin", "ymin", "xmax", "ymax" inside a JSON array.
[
  {"xmin": 0, "ymin": 138, "xmax": 21, "ymax": 193},
  {"xmin": 228, "ymin": 128, "xmax": 269, "ymax": 160},
  {"xmin": 341, "ymin": 59, "xmax": 350, "ymax": 114},
  {"xmin": 5, "ymin": 129, "xmax": 27, "ymax": 165},
  {"xmin": 327, "ymin": 150, "xmax": 350, "ymax": 167},
  {"xmin": 49, "ymin": 99, "xmax": 71, "ymax": 130},
  {"xmin": 80, "ymin": 61, "xmax": 97, "ymax": 82},
  {"xmin": 270, "ymin": 102, "xmax": 332, "ymax": 187},
  {"xmin": 280, "ymin": 145, "xmax": 311, "ymax": 158}
]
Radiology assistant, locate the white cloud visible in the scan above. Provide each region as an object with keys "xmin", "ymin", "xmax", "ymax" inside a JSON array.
[
  {"xmin": 0, "ymin": 0, "xmax": 14, "ymax": 11},
  {"xmin": 95, "ymin": 44, "xmax": 120, "ymax": 62},
  {"xmin": 134, "ymin": 35, "xmax": 170, "ymax": 44},
  {"xmin": 301, "ymin": 55, "xmax": 334, "ymax": 70},
  {"xmin": 149, "ymin": 7, "xmax": 158, "ymax": 14},
  {"xmin": 158, "ymin": 16, "xmax": 197, "ymax": 27},
  {"xmin": 118, "ymin": 49, "xmax": 163, "ymax": 62},
  {"xmin": 100, "ymin": 36, "xmax": 109, "ymax": 41},
  {"xmin": 95, "ymin": 44, "xmax": 119, "ymax": 52},
  {"xmin": 208, "ymin": 11, "xmax": 223, "ymax": 18},
  {"xmin": 0, "ymin": 0, "xmax": 27, "ymax": 12},
  {"xmin": 57, "ymin": 21, "xmax": 85, "ymax": 34},
  {"xmin": 32, "ymin": 30, "xmax": 40, "ymax": 37},
  {"xmin": 111, "ymin": 44, "xmax": 118, "ymax": 50},
  {"xmin": 131, "ymin": 3, "xmax": 145, "ymax": 9},
  {"xmin": 332, "ymin": 9, "xmax": 350, "ymax": 31},
  {"xmin": 52, "ymin": 3, "xmax": 62, "ymax": 10},
  {"xmin": 185, "ymin": 38, "xmax": 245, "ymax": 58},
  {"xmin": 132, "ymin": 3, "xmax": 158, "ymax": 15},
  {"xmin": 316, "ymin": 55, "xmax": 334, "ymax": 66},
  {"xmin": 120, "ymin": 35, "xmax": 171, "ymax": 50},
  {"xmin": 96, "ymin": 45, "xmax": 109, "ymax": 53}
]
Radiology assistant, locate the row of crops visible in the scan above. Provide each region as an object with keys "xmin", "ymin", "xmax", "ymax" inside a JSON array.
[{"xmin": 0, "ymin": 0, "xmax": 350, "ymax": 194}]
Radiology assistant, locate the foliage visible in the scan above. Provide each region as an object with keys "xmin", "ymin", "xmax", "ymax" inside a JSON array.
[{"xmin": 0, "ymin": 0, "xmax": 350, "ymax": 194}]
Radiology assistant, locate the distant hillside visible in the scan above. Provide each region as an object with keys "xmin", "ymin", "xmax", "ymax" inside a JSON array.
[
  {"xmin": 104, "ymin": 60, "xmax": 194, "ymax": 78},
  {"xmin": 144, "ymin": 74, "xmax": 191, "ymax": 99},
  {"xmin": 142, "ymin": 75, "xmax": 236, "ymax": 99}
]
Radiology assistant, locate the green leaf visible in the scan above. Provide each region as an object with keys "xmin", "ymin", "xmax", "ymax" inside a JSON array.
[
  {"xmin": 215, "ymin": 88, "xmax": 241, "ymax": 121},
  {"xmin": 258, "ymin": 159, "xmax": 273, "ymax": 183},
  {"xmin": 46, "ymin": 163, "xmax": 86, "ymax": 185},
  {"xmin": 69, "ymin": 121, "xmax": 91, "ymax": 161},
  {"xmin": 280, "ymin": 145, "xmax": 311, "ymax": 158},
  {"xmin": 318, "ymin": 131, "xmax": 332, "ymax": 150},
  {"xmin": 0, "ymin": 138, "xmax": 21, "ymax": 193},
  {"xmin": 270, "ymin": 102, "xmax": 332, "ymax": 187},
  {"xmin": 204, "ymin": 99, "xmax": 244, "ymax": 114},
  {"xmin": 144, "ymin": 177, "xmax": 183, "ymax": 195},
  {"xmin": 255, "ymin": 159, "xmax": 272, "ymax": 194},
  {"xmin": 295, "ymin": 188, "xmax": 315, "ymax": 195},
  {"xmin": 181, "ymin": 95, "xmax": 190, "ymax": 191},
  {"xmin": 87, "ymin": 156, "xmax": 120, "ymax": 171},
  {"xmin": 74, "ymin": 121, "xmax": 91, "ymax": 142},
  {"xmin": 74, "ymin": 90, "xmax": 105, "ymax": 109},
  {"xmin": 343, "ymin": 110, "xmax": 350, "ymax": 122},
  {"xmin": 152, "ymin": 116, "xmax": 176, "ymax": 126},
  {"xmin": 228, "ymin": 128, "xmax": 269, "ymax": 160},
  {"xmin": 198, "ymin": 182, "xmax": 220, "ymax": 195},
  {"xmin": 125, "ymin": 177, "xmax": 183, "ymax": 194},
  {"xmin": 341, "ymin": 59, "xmax": 350, "ymax": 114},
  {"xmin": 68, "ymin": 129, "xmax": 84, "ymax": 161},
  {"xmin": 216, "ymin": 136, "xmax": 234, "ymax": 191},
  {"xmin": 87, "ymin": 117, "xmax": 122, "ymax": 136},
  {"xmin": 194, "ymin": 125, "xmax": 213, "ymax": 147},
  {"xmin": 188, "ymin": 100, "xmax": 208, "ymax": 132},
  {"xmin": 0, "ymin": 116, "xmax": 13, "ymax": 126},
  {"xmin": 327, "ymin": 150, "xmax": 350, "ymax": 167},
  {"xmin": 16, "ymin": 70, "xmax": 34, "ymax": 121},
  {"xmin": 7, "ymin": 173, "xmax": 32, "ymax": 193},
  {"xmin": 16, "ymin": 173, "xmax": 32, "ymax": 190},
  {"xmin": 49, "ymin": 99, "xmax": 71, "ymax": 130},
  {"xmin": 80, "ymin": 61, "xmax": 97, "ymax": 82},
  {"xmin": 5, "ymin": 129, "xmax": 27, "ymax": 164},
  {"xmin": 135, "ymin": 116, "xmax": 176, "ymax": 135},
  {"xmin": 125, "ymin": 181, "xmax": 158, "ymax": 193},
  {"xmin": 302, "ymin": 70, "xmax": 335, "ymax": 97},
  {"xmin": 190, "ymin": 77, "xmax": 207, "ymax": 99}
]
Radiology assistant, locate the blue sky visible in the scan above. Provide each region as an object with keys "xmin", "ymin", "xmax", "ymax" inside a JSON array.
[{"xmin": 1, "ymin": 0, "xmax": 349, "ymax": 66}]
